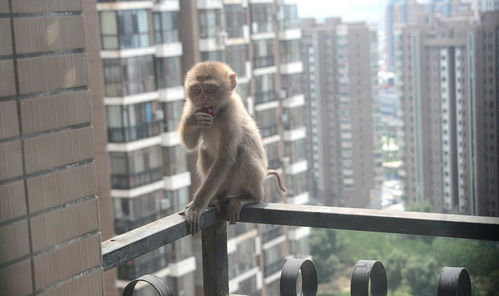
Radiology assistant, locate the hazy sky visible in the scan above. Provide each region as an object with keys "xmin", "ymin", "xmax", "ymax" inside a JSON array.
[{"xmin": 297, "ymin": 0, "xmax": 388, "ymax": 23}]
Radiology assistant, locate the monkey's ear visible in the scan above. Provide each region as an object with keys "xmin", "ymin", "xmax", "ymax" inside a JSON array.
[{"xmin": 229, "ymin": 72, "xmax": 238, "ymax": 90}]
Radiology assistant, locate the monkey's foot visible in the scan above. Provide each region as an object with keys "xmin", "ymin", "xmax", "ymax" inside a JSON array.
[
  {"xmin": 183, "ymin": 207, "xmax": 202, "ymax": 234},
  {"xmin": 178, "ymin": 201, "xmax": 194, "ymax": 216},
  {"xmin": 227, "ymin": 199, "xmax": 249, "ymax": 224}
]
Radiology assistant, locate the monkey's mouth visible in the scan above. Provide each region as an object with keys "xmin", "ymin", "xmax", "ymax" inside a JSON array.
[{"xmin": 201, "ymin": 107, "xmax": 215, "ymax": 117}]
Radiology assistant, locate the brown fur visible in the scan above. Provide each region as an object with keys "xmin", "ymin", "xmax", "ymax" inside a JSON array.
[{"xmin": 178, "ymin": 61, "xmax": 285, "ymax": 233}]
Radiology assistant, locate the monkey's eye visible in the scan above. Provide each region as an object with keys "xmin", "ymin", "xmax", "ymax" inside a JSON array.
[
  {"xmin": 190, "ymin": 85, "xmax": 202, "ymax": 95},
  {"xmin": 204, "ymin": 85, "xmax": 219, "ymax": 95}
]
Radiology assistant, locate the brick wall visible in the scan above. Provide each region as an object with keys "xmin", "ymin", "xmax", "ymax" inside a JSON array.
[{"xmin": 0, "ymin": 0, "xmax": 105, "ymax": 294}]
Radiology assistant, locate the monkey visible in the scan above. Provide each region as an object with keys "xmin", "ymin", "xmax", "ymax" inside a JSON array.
[{"xmin": 178, "ymin": 61, "xmax": 286, "ymax": 234}]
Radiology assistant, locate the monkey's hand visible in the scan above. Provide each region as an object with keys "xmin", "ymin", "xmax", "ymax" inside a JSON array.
[
  {"xmin": 182, "ymin": 205, "xmax": 203, "ymax": 234},
  {"xmin": 193, "ymin": 110, "xmax": 213, "ymax": 130}
]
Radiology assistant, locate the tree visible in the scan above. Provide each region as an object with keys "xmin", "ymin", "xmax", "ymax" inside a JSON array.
[
  {"xmin": 385, "ymin": 250, "xmax": 408, "ymax": 292},
  {"xmin": 402, "ymin": 256, "xmax": 438, "ymax": 295},
  {"xmin": 309, "ymin": 229, "xmax": 345, "ymax": 283}
]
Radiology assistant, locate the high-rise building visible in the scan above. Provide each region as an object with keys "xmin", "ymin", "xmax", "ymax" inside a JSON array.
[
  {"xmin": 0, "ymin": 0, "xmax": 106, "ymax": 295},
  {"xmin": 397, "ymin": 11, "xmax": 499, "ymax": 216},
  {"xmin": 96, "ymin": 0, "xmax": 310, "ymax": 295},
  {"xmin": 97, "ymin": 0, "xmax": 195, "ymax": 295},
  {"xmin": 300, "ymin": 18, "xmax": 381, "ymax": 208}
]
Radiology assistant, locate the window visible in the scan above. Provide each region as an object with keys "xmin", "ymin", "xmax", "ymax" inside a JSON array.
[
  {"xmin": 102, "ymin": 55, "xmax": 156, "ymax": 96},
  {"xmin": 224, "ymin": 4, "xmax": 245, "ymax": 38},
  {"xmin": 286, "ymin": 172, "xmax": 307, "ymax": 196},
  {"xmin": 250, "ymin": 3, "xmax": 273, "ymax": 34},
  {"xmin": 265, "ymin": 142, "xmax": 280, "ymax": 169},
  {"xmin": 162, "ymin": 145, "xmax": 188, "ymax": 176},
  {"xmin": 99, "ymin": 10, "xmax": 150, "ymax": 50},
  {"xmin": 114, "ymin": 190, "xmax": 164, "ymax": 234},
  {"xmin": 155, "ymin": 56, "xmax": 182, "ymax": 89},
  {"xmin": 225, "ymin": 45, "xmax": 247, "ymax": 78},
  {"xmin": 199, "ymin": 9, "xmax": 222, "ymax": 39},
  {"xmin": 281, "ymin": 73, "xmax": 303, "ymax": 97},
  {"xmin": 284, "ymin": 138, "xmax": 305, "ymax": 163},
  {"xmin": 153, "ymin": 11, "xmax": 179, "ymax": 44},
  {"xmin": 110, "ymin": 146, "xmax": 163, "ymax": 189},
  {"xmin": 201, "ymin": 50, "xmax": 224, "ymax": 62},
  {"xmin": 162, "ymin": 100, "xmax": 184, "ymax": 132},
  {"xmin": 278, "ymin": 5, "xmax": 298, "ymax": 30},
  {"xmin": 280, "ymin": 40, "xmax": 301, "ymax": 64},
  {"xmin": 254, "ymin": 73, "xmax": 275, "ymax": 104},
  {"xmin": 106, "ymin": 101, "xmax": 162, "ymax": 142},
  {"xmin": 283, "ymin": 106, "xmax": 304, "ymax": 130},
  {"xmin": 253, "ymin": 39, "xmax": 274, "ymax": 68},
  {"xmin": 256, "ymin": 109, "xmax": 278, "ymax": 138}
]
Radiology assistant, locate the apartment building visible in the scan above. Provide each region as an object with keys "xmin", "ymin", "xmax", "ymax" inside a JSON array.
[
  {"xmin": 397, "ymin": 11, "xmax": 499, "ymax": 216},
  {"xmin": 97, "ymin": 0, "xmax": 195, "ymax": 295},
  {"xmin": 96, "ymin": 0, "xmax": 310, "ymax": 295},
  {"xmin": 300, "ymin": 18, "xmax": 381, "ymax": 208},
  {"xmin": 0, "ymin": 0, "xmax": 106, "ymax": 295}
]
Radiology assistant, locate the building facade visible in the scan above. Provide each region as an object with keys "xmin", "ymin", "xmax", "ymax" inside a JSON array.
[
  {"xmin": 397, "ymin": 11, "xmax": 499, "ymax": 216},
  {"xmin": 0, "ymin": 0, "xmax": 106, "ymax": 295},
  {"xmin": 97, "ymin": 0, "xmax": 310, "ymax": 295},
  {"xmin": 300, "ymin": 18, "xmax": 380, "ymax": 208}
]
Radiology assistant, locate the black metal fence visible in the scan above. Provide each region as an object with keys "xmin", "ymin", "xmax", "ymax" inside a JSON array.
[{"xmin": 102, "ymin": 203, "xmax": 499, "ymax": 295}]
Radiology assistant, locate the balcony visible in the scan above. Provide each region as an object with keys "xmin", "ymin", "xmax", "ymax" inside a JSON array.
[
  {"xmin": 111, "ymin": 166, "xmax": 163, "ymax": 189},
  {"xmin": 108, "ymin": 120, "xmax": 162, "ymax": 143},
  {"xmin": 102, "ymin": 203, "xmax": 499, "ymax": 295}
]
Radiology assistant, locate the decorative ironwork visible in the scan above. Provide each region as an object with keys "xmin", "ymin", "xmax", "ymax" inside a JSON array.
[
  {"xmin": 437, "ymin": 267, "xmax": 471, "ymax": 296},
  {"xmin": 280, "ymin": 258, "xmax": 318, "ymax": 296},
  {"xmin": 122, "ymin": 274, "xmax": 173, "ymax": 296},
  {"xmin": 351, "ymin": 260, "xmax": 387, "ymax": 296}
]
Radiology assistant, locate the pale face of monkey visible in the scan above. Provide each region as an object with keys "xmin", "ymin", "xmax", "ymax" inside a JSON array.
[{"xmin": 187, "ymin": 79, "xmax": 225, "ymax": 110}]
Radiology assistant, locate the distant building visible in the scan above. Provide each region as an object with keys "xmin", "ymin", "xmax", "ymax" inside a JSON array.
[
  {"xmin": 300, "ymin": 18, "xmax": 381, "ymax": 208},
  {"xmin": 397, "ymin": 11, "xmax": 499, "ymax": 216}
]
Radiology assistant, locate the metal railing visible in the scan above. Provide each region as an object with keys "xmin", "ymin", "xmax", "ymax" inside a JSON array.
[{"xmin": 102, "ymin": 203, "xmax": 499, "ymax": 295}]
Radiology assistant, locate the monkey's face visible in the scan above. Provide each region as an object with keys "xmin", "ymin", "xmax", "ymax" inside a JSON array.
[{"xmin": 187, "ymin": 79, "xmax": 230, "ymax": 110}]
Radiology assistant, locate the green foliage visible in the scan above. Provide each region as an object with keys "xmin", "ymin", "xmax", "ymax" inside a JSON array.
[
  {"xmin": 309, "ymin": 229, "xmax": 345, "ymax": 283},
  {"xmin": 308, "ymin": 228, "xmax": 499, "ymax": 295}
]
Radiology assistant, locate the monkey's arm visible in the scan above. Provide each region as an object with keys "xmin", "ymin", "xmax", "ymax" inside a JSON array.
[
  {"xmin": 178, "ymin": 109, "xmax": 213, "ymax": 149},
  {"xmin": 184, "ymin": 125, "xmax": 240, "ymax": 233}
]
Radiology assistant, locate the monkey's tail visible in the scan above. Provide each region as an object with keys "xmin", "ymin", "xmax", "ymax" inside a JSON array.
[{"xmin": 266, "ymin": 170, "xmax": 287, "ymax": 192}]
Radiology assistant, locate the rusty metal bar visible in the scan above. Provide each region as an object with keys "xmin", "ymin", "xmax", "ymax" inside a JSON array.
[
  {"xmin": 232, "ymin": 203, "xmax": 499, "ymax": 241},
  {"xmin": 202, "ymin": 221, "xmax": 229, "ymax": 296},
  {"xmin": 102, "ymin": 207, "xmax": 218, "ymax": 270}
]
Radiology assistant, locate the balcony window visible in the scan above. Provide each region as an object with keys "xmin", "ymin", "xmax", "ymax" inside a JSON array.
[
  {"xmin": 253, "ymin": 39, "xmax": 274, "ymax": 68},
  {"xmin": 162, "ymin": 145, "xmax": 188, "ymax": 176},
  {"xmin": 155, "ymin": 56, "xmax": 182, "ymax": 89},
  {"xmin": 224, "ymin": 4, "xmax": 245, "ymax": 39},
  {"xmin": 264, "ymin": 245, "xmax": 285, "ymax": 277},
  {"xmin": 99, "ymin": 10, "xmax": 150, "ymax": 50},
  {"xmin": 103, "ymin": 55, "xmax": 156, "ymax": 96},
  {"xmin": 225, "ymin": 45, "xmax": 247, "ymax": 78},
  {"xmin": 162, "ymin": 100, "xmax": 184, "ymax": 133},
  {"xmin": 250, "ymin": 3, "xmax": 273, "ymax": 34},
  {"xmin": 280, "ymin": 40, "xmax": 301, "ymax": 64},
  {"xmin": 164, "ymin": 187, "xmax": 189, "ymax": 214},
  {"xmin": 199, "ymin": 9, "xmax": 222, "ymax": 39},
  {"xmin": 117, "ymin": 247, "xmax": 167, "ymax": 280},
  {"xmin": 228, "ymin": 238, "xmax": 257, "ymax": 278},
  {"xmin": 281, "ymin": 73, "xmax": 303, "ymax": 97},
  {"xmin": 256, "ymin": 109, "xmax": 278, "ymax": 138},
  {"xmin": 282, "ymin": 105, "xmax": 304, "ymax": 130},
  {"xmin": 201, "ymin": 50, "xmax": 224, "ymax": 62},
  {"xmin": 153, "ymin": 11, "xmax": 179, "ymax": 44},
  {"xmin": 107, "ymin": 101, "xmax": 162, "ymax": 143},
  {"xmin": 286, "ymin": 171, "xmax": 307, "ymax": 196},
  {"xmin": 278, "ymin": 4, "xmax": 299, "ymax": 30},
  {"xmin": 114, "ymin": 190, "xmax": 164, "ymax": 234},
  {"xmin": 265, "ymin": 142, "xmax": 280, "ymax": 170},
  {"xmin": 110, "ymin": 146, "xmax": 163, "ymax": 189},
  {"xmin": 254, "ymin": 73, "xmax": 275, "ymax": 104},
  {"xmin": 284, "ymin": 138, "xmax": 305, "ymax": 163}
]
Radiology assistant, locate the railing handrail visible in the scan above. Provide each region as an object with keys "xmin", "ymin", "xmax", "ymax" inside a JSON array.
[{"xmin": 101, "ymin": 203, "xmax": 499, "ymax": 271}]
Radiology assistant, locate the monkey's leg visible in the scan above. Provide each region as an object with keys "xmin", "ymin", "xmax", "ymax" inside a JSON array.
[{"xmin": 227, "ymin": 185, "xmax": 263, "ymax": 224}]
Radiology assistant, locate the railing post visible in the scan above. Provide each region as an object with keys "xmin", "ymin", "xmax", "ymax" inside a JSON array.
[{"xmin": 202, "ymin": 220, "xmax": 229, "ymax": 296}]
